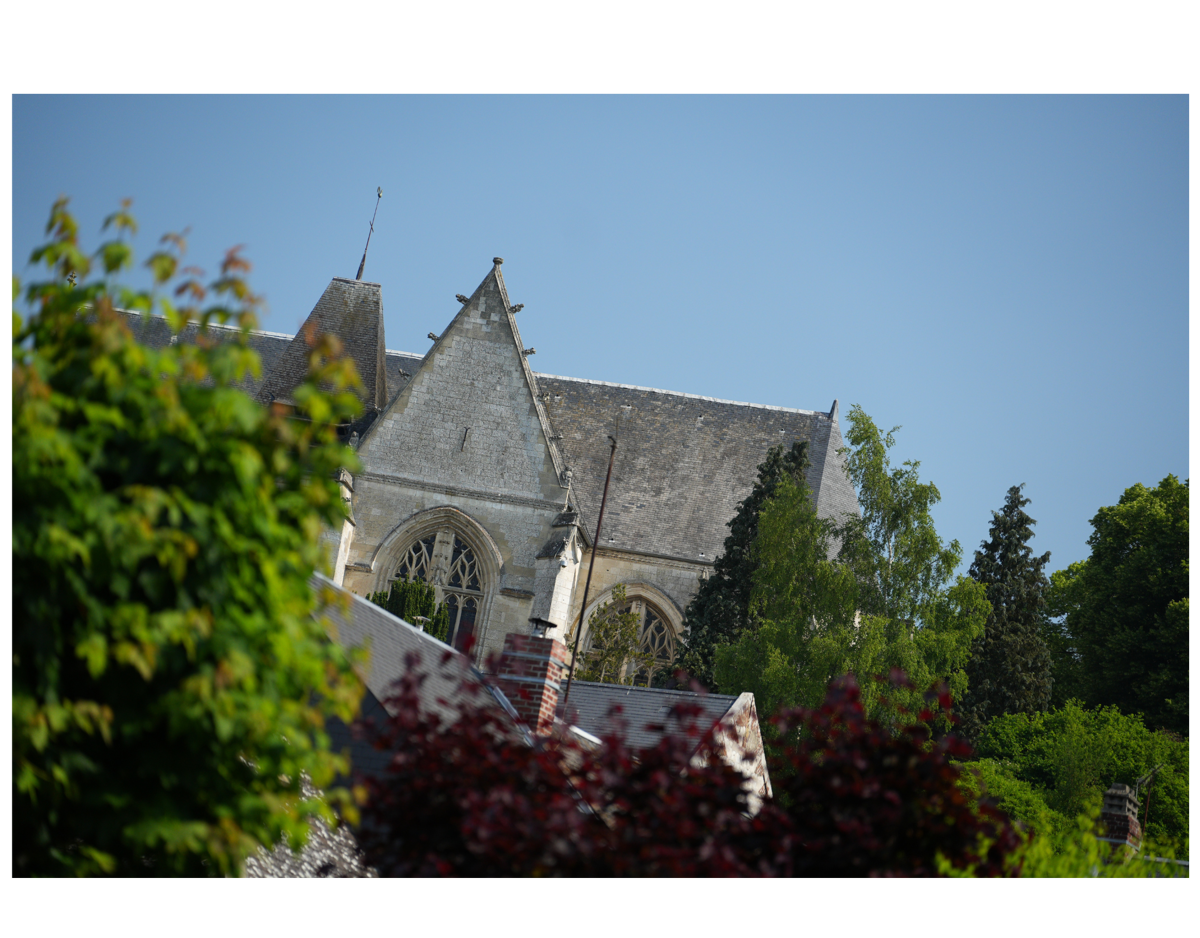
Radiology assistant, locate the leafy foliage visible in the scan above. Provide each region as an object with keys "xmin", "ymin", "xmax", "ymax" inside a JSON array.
[
  {"xmin": 1011, "ymin": 817, "xmax": 1188, "ymax": 877},
  {"xmin": 670, "ymin": 441, "xmax": 810, "ymax": 689},
  {"xmin": 1040, "ymin": 562, "xmax": 1090, "ymax": 708},
  {"xmin": 367, "ymin": 578, "xmax": 449, "ymax": 644},
  {"xmin": 957, "ymin": 484, "xmax": 1053, "ymax": 740},
  {"xmin": 568, "ymin": 584, "xmax": 651, "ymax": 685},
  {"xmin": 769, "ymin": 672, "xmax": 1022, "ymax": 876},
  {"xmin": 13, "ymin": 199, "xmax": 364, "ymax": 876},
  {"xmin": 1043, "ymin": 476, "xmax": 1188, "ymax": 736},
  {"xmin": 712, "ymin": 473, "xmax": 858, "ymax": 721},
  {"xmin": 356, "ymin": 650, "xmax": 773, "ymax": 876},
  {"xmin": 831, "ymin": 406, "xmax": 990, "ymax": 727},
  {"xmin": 356, "ymin": 654, "xmax": 1022, "ymax": 876},
  {"xmin": 715, "ymin": 408, "xmax": 989, "ymax": 731},
  {"xmin": 964, "ymin": 700, "xmax": 1188, "ymax": 850},
  {"xmin": 836, "ymin": 406, "xmax": 963, "ymax": 621}
]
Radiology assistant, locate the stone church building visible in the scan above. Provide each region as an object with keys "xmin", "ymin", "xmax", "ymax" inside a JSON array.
[{"xmin": 133, "ymin": 257, "xmax": 859, "ymax": 680}]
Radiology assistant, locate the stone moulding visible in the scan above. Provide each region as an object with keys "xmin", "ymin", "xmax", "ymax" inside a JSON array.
[
  {"xmin": 368, "ymin": 505, "xmax": 506, "ymax": 582},
  {"xmin": 588, "ymin": 545, "xmax": 715, "ymax": 569}
]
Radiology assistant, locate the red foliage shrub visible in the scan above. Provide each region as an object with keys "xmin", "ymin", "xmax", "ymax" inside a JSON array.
[
  {"xmin": 769, "ymin": 670, "xmax": 1024, "ymax": 876},
  {"xmin": 355, "ymin": 656, "xmax": 1021, "ymax": 877}
]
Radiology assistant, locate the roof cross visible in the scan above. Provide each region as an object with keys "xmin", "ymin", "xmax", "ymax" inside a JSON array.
[{"xmin": 355, "ymin": 187, "xmax": 382, "ymax": 281}]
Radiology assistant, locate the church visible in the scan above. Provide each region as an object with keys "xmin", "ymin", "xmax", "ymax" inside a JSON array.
[
  {"xmin": 134, "ymin": 256, "xmax": 860, "ymax": 679},
  {"xmin": 127, "ymin": 254, "xmax": 863, "ymax": 875}
]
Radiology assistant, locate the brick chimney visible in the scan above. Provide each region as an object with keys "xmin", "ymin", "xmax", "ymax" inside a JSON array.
[
  {"xmin": 493, "ymin": 622, "xmax": 569, "ymax": 735},
  {"xmin": 1099, "ymin": 782, "xmax": 1142, "ymax": 852}
]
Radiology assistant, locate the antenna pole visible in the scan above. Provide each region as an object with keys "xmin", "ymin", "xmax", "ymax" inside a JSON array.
[
  {"xmin": 356, "ymin": 187, "xmax": 382, "ymax": 281},
  {"xmin": 562, "ymin": 427, "xmax": 619, "ymax": 715}
]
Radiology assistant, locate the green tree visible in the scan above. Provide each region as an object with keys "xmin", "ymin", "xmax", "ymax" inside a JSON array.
[
  {"xmin": 13, "ymin": 199, "xmax": 365, "ymax": 876},
  {"xmin": 570, "ymin": 584, "xmax": 652, "ymax": 685},
  {"xmin": 714, "ymin": 407, "xmax": 990, "ymax": 731},
  {"xmin": 1047, "ymin": 477, "xmax": 1188, "ymax": 735},
  {"xmin": 965, "ymin": 700, "xmax": 1188, "ymax": 851},
  {"xmin": 957, "ymin": 484, "xmax": 1054, "ymax": 740},
  {"xmin": 712, "ymin": 472, "xmax": 858, "ymax": 720},
  {"xmin": 1040, "ymin": 562, "xmax": 1089, "ymax": 708},
  {"xmin": 368, "ymin": 578, "xmax": 449, "ymax": 644},
  {"xmin": 671, "ymin": 441, "xmax": 810, "ymax": 689}
]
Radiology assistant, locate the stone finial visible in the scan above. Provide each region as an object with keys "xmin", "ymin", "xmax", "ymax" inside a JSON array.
[{"xmin": 493, "ymin": 257, "xmax": 504, "ymax": 266}]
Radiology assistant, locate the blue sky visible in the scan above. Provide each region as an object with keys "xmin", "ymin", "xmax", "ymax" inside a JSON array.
[{"xmin": 12, "ymin": 95, "xmax": 1188, "ymax": 575}]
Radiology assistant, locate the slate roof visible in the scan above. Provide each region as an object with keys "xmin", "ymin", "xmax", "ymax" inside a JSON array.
[
  {"xmin": 558, "ymin": 681, "xmax": 739, "ymax": 752},
  {"xmin": 535, "ymin": 375, "xmax": 859, "ymax": 562},
  {"xmin": 257, "ymin": 278, "xmax": 388, "ymax": 412},
  {"xmin": 119, "ymin": 312, "xmax": 296, "ymax": 397},
  {"xmin": 310, "ymin": 573, "xmax": 519, "ymax": 736}
]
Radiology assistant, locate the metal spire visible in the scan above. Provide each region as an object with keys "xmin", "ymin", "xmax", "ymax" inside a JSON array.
[{"xmin": 355, "ymin": 187, "xmax": 382, "ymax": 281}]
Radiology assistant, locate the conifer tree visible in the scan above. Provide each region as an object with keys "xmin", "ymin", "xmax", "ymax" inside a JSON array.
[
  {"xmin": 958, "ymin": 484, "xmax": 1053, "ymax": 740},
  {"xmin": 667, "ymin": 441, "xmax": 809, "ymax": 690},
  {"xmin": 368, "ymin": 578, "xmax": 449, "ymax": 644}
]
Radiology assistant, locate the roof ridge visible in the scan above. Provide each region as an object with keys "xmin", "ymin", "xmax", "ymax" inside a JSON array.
[
  {"xmin": 568, "ymin": 679, "xmax": 738, "ymax": 701},
  {"xmin": 117, "ymin": 309, "xmax": 299, "ymax": 342}
]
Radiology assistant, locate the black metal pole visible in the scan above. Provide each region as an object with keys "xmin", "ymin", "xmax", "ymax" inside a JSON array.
[{"xmin": 561, "ymin": 434, "xmax": 617, "ymax": 714}]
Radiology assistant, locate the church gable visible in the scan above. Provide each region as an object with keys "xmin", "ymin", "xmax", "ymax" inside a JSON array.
[{"xmin": 358, "ymin": 261, "xmax": 566, "ymax": 503}]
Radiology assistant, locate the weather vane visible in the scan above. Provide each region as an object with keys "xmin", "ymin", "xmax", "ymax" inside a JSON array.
[{"xmin": 355, "ymin": 186, "xmax": 382, "ymax": 281}]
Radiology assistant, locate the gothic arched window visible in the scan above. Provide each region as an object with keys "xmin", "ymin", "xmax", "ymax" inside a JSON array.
[
  {"xmin": 584, "ymin": 594, "xmax": 678, "ymax": 687},
  {"xmin": 390, "ymin": 530, "xmax": 485, "ymax": 655}
]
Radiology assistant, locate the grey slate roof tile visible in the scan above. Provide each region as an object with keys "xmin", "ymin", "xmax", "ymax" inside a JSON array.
[
  {"xmin": 246, "ymin": 577, "xmax": 525, "ymax": 878},
  {"xmin": 559, "ymin": 680, "xmax": 738, "ymax": 752},
  {"xmin": 258, "ymin": 278, "xmax": 388, "ymax": 412},
  {"xmin": 310, "ymin": 573, "xmax": 517, "ymax": 735},
  {"xmin": 534, "ymin": 376, "xmax": 859, "ymax": 562}
]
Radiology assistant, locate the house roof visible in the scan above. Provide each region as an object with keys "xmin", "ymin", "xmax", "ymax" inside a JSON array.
[
  {"xmin": 558, "ymin": 680, "xmax": 739, "ymax": 752},
  {"xmin": 310, "ymin": 573, "xmax": 520, "ymax": 736}
]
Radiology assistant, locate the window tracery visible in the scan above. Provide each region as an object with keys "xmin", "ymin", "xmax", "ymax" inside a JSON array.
[
  {"xmin": 585, "ymin": 594, "xmax": 678, "ymax": 687},
  {"xmin": 394, "ymin": 534, "xmax": 436, "ymax": 584},
  {"xmin": 390, "ymin": 530, "xmax": 485, "ymax": 655}
]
